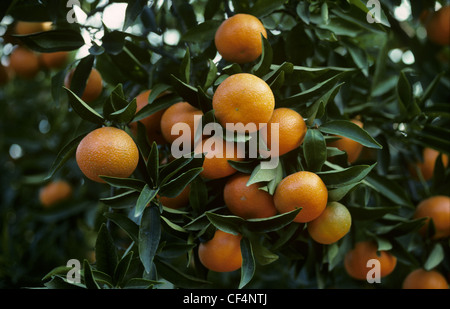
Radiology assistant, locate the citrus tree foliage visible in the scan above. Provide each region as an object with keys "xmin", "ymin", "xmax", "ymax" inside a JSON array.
[{"xmin": 0, "ymin": 0, "xmax": 449, "ymax": 289}]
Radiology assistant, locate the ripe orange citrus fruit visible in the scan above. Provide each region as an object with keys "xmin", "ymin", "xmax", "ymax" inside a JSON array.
[
  {"xmin": 198, "ymin": 229, "xmax": 242, "ymax": 272},
  {"xmin": 40, "ymin": 51, "xmax": 69, "ymax": 70},
  {"xmin": 260, "ymin": 107, "xmax": 307, "ymax": 157},
  {"xmin": 194, "ymin": 135, "xmax": 244, "ymax": 180},
  {"xmin": 160, "ymin": 102, "xmax": 203, "ymax": 145},
  {"xmin": 425, "ymin": 6, "xmax": 450, "ymax": 46},
  {"xmin": 409, "ymin": 147, "xmax": 449, "ymax": 181},
  {"xmin": 14, "ymin": 21, "xmax": 52, "ymax": 35},
  {"xmin": 39, "ymin": 180, "xmax": 73, "ymax": 207},
  {"xmin": 129, "ymin": 90, "xmax": 167, "ymax": 145},
  {"xmin": 159, "ymin": 185, "xmax": 190, "ymax": 209},
  {"xmin": 328, "ymin": 119, "xmax": 364, "ymax": 164},
  {"xmin": 9, "ymin": 47, "xmax": 40, "ymax": 79},
  {"xmin": 402, "ymin": 269, "xmax": 449, "ymax": 289},
  {"xmin": 273, "ymin": 171, "xmax": 328, "ymax": 223},
  {"xmin": 212, "ymin": 73, "xmax": 274, "ymax": 134},
  {"xmin": 414, "ymin": 195, "xmax": 450, "ymax": 239},
  {"xmin": 215, "ymin": 13, "xmax": 267, "ymax": 64},
  {"xmin": 64, "ymin": 68, "xmax": 103, "ymax": 103},
  {"xmin": 76, "ymin": 127, "xmax": 139, "ymax": 183},
  {"xmin": 344, "ymin": 240, "xmax": 397, "ymax": 281},
  {"xmin": 307, "ymin": 201, "xmax": 352, "ymax": 245},
  {"xmin": 223, "ymin": 173, "xmax": 277, "ymax": 219}
]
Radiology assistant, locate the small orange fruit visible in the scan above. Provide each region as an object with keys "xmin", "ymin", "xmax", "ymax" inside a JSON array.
[
  {"xmin": 76, "ymin": 127, "xmax": 139, "ymax": 183},
  {"xmin": 194, "ymin": 135, "xmax": 245, "ymax": 180},
  {"xmin": 409, "ymin": 147, "xmax": 449, "ymax": 181},
  {"xmin": 160, "ymin": 102, "xmax": 203, "ymax": 145},
  {"xmin": 64, "ymin": 68, "xmax": 103, "ymax": 103},
  {"xmin": 260, "ymin": 107, "xmax": 307, "ymax": 157},
  {"xmin": 307, "ymin": 201, "xmax": 352, "ymax": 245},
  {"xmin": 215, "ymin": 13, "xmax": 267, "ymax": 64},
  {"xmin": 198, "ymin": 229, "xmax": 242, "ymax": 272},
  {"xmin": 212, "ymin": 73, "xmax": 274, "ymax": 134},
  {"xmin": 414, "ymin": 195, "xmax": 450, "ymax": 239},
  {"xmin": 425, "ymin": 6, "xmax": 450, "ymax": 46},
  {"xmin": 40, "ymin": 51, "xmax": 69, "ymax": 70},
  {"xmin": 402, "ymin": 269, "xmax": 449, "ymax": 289},
  {"xmin": 39, "ymin": 180, "xmax": 73, "ymax": 207},
  {"xmin": 223, "ymin": 173, "xmax": 277, "ymax": 219},
  {"xmin": 129, "ymin": 90, "xmax": 167, "ymax": 145},
  {"xmin": 344, "ymin": 240, "xmax": 397, "ymax": 281},
  {"xmin": 9, "ymin": 47, "xmax": 40, "ymax": 79},
  {"xmin": 159, "ymin": 185, "xmax": 190, "ymax": 209},
  {"xmin": 273, "ymin": 171, "xmax": 328, "ymax": 223},
  {"xmin": 328, "ymin": 119, "xmax": 364, "ymax": 164}
]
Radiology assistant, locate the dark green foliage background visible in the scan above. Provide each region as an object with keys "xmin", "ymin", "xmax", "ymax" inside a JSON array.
[{"xmin": 0, "ymin": 0, "xmax": 449, "ymax": 289}]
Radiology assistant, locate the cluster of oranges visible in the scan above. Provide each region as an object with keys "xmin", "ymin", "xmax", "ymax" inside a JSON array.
[
  {"xmin": 34, "ymin": 11, "xmax": 449, "ymax": 289},
  {"xmin": 2, "ymin": 21, "xmax": 71, "ymax": 81}
]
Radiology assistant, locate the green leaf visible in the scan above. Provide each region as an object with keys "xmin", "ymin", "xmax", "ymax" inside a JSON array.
[
  {"xmin": 317, "ymin": 164, "xmax": 375, "ymax": 189},
  {"xmin": 204, "ymin": 59, "xmax": 218, "ymax": 90},
  {"xmin": 108, "ymin": 98, "xmax": 137, "ymax": 124},
  {"xmin": 83, "ymin": 260, "xmax": 100, "ymax": 289},
  {"xmin": 248, "ymin": 0, "xmax": 286, "ymax": 18},
  {"xmin": 189, "ymin": 177, "xmax": 208, "ymax": 214},
  {"xmin": 63, "ymin": 87, "xmax": 105, "ymax": 125},
  {"xmin": 113, "ymin": 251, "xmax": 134, "ymax": 287},
  {"xmin": 419, "ymin": 72, "xmax": 444, "ymax": 106},
  {"xmin": 206, "ymin": 212, "xmax": 245, "ymax": 235},
  {"xmin": 319, "ymin": 120, "xmax": 382, "ymax": 149},
  {"xmin": 424, "ymin": 243, "xmax": 445, "ymax": 271},
  {"xmin": 134, "ymin": 184, "xmax": 159, "ymax": 218},
  {"xmin": 239, "ymin": 237, "xmax": 255, "ymax": 289},
  {"xmin": 154, "ymin": 258, "xmax": 210, "ymax": 288},
  {"xmin": 180, "ymin": 47, "xmax": 191, "ymax": 84},
  {"xmin": 146, "ymin": 142, "xmax": 159, "ymax": 186},
  {"xmin": 100, "ymin": 176, "xmax": 146, "ymax": 192},
  {"xmin": 363, "ymin": 173, "xmax": 413, "ymax": 207},
  {"xmin": 170, "ymin": 74, "xmax": 199, "ymax": 107},
  {"xmin": 251, "ymin": 35, "xmax": 273, "ymax": 77},
  {"xmin": 181, "ymin": 19, "xmax": 221, "ymax": 43},
  {"xmin": 45, "ymin": 133, "xmax": 87, "ymax": 180},
  {"xmin": 327, "ymin": 182, "xmax": 360, "ymax": 202},
  {"xmin": 133, "ymin": 91, "xmax": 181, "ymax": 123},
  {"xmin": 347, "ymin": 206, "xmax": 400, "ymax": 221},
  {"xmin": 103, "ymin": 212, "xmax": 139, "ymax": 243},
  {"xmin": 245, "ymin": 209, "xmax": 301, "ymax": 233},
  {"xmin": 159, "ymin": 167, "xmax": 203, "ymax": 198},
  {"xmin": 303, "ymin": 129, "xmax": 327, "ymax": 172},
  {"xmin": 123, "ymin": 0, "xmax": 147, "ymax": 31},
  {"xmin": 397, "ymin": 70, "xmax": 420, "ymax": 118},
  {"xmin": 95, "ymin": 224, "xmax": 118, "ymax": 277},
  {"xmin": 13, "ymin": 29, "xmax": 85, "ymax": 52},
  {"xmin": 139, "ymin": 205, "xmax": 161, "ymax": 274}
]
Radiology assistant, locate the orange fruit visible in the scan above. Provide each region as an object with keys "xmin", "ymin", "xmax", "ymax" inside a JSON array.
[
  {"xmin": 307, "ymin": 201, "xmax": 352, "ymax": 245},
  {"xmin": 414, "ymin": 195, "xmax": 450, "ymax": 239},
  {"xmin": 64, "ymin": 68, "xmax": 103, "ymax": 103},
  {"xmin": 344, "ymin": 240, "xmax": 397, "ymax": 281},
  {"xmin": 129, "ymin": 90, "xmax": 167, "ymax": 145},
  {"xmin": 260, "ymin": 107, "xmax": 307, "ymax": 157},
  {"xmin": 76, "ymin": 127, "xmax": 139, "ymax": 183},
  {"xmin": 212, "ymin": 73, "xmax": 274, "ymax": 134},
  {"xmin": 425, "ymin": 6, "xmax": 450, "ymax": 46},
  {"xmin": 223, "ymin": 173, "xmax": 277, "ymax": 219},
  {"xmin": 214, "ymin": 13, "xmax": 267, "ymax": 64},
  {"xmin": 402, "ymin": 269, "xmax": 449, "ymax": 289},
  {"xmin": 273, "ymin": 171, "xmax": 328, "ymax": 223},
  {"xmin": 14, "ymin": 21, "xmax": 52, "ymax": 35},
  {"xmin": 409, "ymin": 147, "xmax": 449, "ymax": 181},
  {"xmin": 9, "ymin": 47, "xmax": 40, "ymax": 79},
  {"xmin": 39, "ymin": 180, "xmax": 73, "ymax": 207},
  {"xmin": 198, "ymin": 229, "xmax": 242, "ymax": 272},
  {"xmin": 195, "ymin": 135, "xmax": 245, "ymax": 180},
  {"xmin": 328, "ymin": 119, "xmax": 364, "ymax": 164},
  {"xmin": 159, "ymin": 185, "xmax": 190, "ymax": 209},
  {"xmin": 160, "ymin": 102, "xmax": 203, "ymax": 145},
  {"xmin": 40, "ymin": 51, "xmax": 69, "ymax": 69}
]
